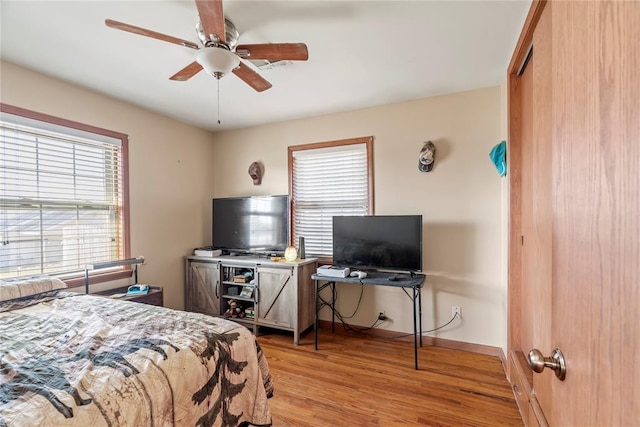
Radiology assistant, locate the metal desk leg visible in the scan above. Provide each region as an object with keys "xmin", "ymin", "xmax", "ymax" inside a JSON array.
[
  {"xmin": 413, "ymin": 286, "xmax": 419, "ymax": 370},
  {"xmin": 314, "ymin": 279, "xmax": 319, "ymax": 350},
  {"xmin": 418, "ymin": 285, "xmax": 423, "ymax": 347},
  {"xmin": 331, "ymin": 281, "xmax": 336, "ymax": 333}
]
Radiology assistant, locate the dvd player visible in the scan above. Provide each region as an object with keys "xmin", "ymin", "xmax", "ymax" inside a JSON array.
[
  {"xmin": 316, "ymin": 265, "xmax": 351, "ymax": 278},
  {"xmin": 194, "ymin": 247, "xmax": 222, "ymax": 257}
]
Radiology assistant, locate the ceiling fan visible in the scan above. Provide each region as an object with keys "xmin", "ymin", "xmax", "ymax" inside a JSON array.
[{"xmin": 105, "ymin": 0, "xmax": 309, "ymax": 92}]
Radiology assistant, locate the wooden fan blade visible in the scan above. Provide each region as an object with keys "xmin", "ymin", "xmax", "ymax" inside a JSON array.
[
  {"xmin": 105, "ymin": 19, "xmax": 199, "ymax": 49},
  {"xmin": 235, "ymin": 43, "xmax": 309, "ymax": 61},
  {"xmin": 195, "ymin": 0, "xmax": 226, "ymax": 44},
  {"xmin": 169, "ymin": 62, "xmax": 204, "ymax": 81},
  {"xmin": 232, "ymin": 62, "xmax": 272, "ymax": 92}
]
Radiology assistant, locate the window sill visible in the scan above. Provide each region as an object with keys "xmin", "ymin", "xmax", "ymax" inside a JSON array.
[{"xmin": 62, "ymin": 269, "xmax": 133, "ymax": 289}]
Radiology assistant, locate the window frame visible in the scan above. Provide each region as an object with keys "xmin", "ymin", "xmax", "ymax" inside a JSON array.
[
  {"xmin": 288, "ymin": 136, "xmax": 374, "ymax": 263},
  {"xmin": 0, "ymin": 103, "xmax": 132, "ymax": 287}
]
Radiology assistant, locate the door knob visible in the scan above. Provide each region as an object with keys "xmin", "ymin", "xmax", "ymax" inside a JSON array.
[{"xmin": 527, "ymin": 348, "xmax": 566, "ymax": 381}]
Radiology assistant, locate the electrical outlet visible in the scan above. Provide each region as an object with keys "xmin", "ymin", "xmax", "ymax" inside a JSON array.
[
  {"xmin": 378, "ymin": 312, "xmax": 388, "ymax": 321},
  {"xmin": 452, "ymin": 306, "xmax": 462, "ymax": 318}
]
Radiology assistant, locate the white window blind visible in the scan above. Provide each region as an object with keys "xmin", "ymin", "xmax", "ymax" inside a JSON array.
[
  {"xmin": 291, "ymin": 142, "xmax": 370, "ymax": 258},
  {"xmin": 0, "ymin": 118, "xmax": 125, "ymax": 279}
]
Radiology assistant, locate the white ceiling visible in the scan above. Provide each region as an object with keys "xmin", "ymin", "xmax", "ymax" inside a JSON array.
[{"xmin": 1, "ymin": 1, "xmax": 530, "ymax": 132}]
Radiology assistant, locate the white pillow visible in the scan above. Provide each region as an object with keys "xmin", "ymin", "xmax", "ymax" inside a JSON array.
[{"xmin": 0, "ymin": 276, "xmax": 67, "ymax": 302}]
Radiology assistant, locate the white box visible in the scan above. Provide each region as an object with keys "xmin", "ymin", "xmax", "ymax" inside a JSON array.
[
  {"xmin": 194, "ymin": 249, "xmax": 222, "ymax": 257},
  {"xmin": 316, "ymin": 265, "xmax": 351, "ymax": 278}
]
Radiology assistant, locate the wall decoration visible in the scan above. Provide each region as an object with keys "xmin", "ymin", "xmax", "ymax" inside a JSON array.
[
  {"xmin": 418, "ymin": 141, "xmax": 436, "ymax": 172},
  {"xmin": 489, "ymin": 140, "xmax": 507, "ymax": 176},
  {"xmin": 248, "ymin": 161, "xmax": 263, "ymax": 185}
]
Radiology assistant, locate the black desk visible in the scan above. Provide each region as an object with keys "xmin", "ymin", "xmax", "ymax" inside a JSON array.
[{"xmin": 311, "ymin": 271, "xmax": 425, "ymax": 370}]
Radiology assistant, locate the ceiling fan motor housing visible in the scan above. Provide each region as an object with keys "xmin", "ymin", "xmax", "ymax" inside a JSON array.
[{"xmin": 196, "ymin": 18, "xmax": 239, "ymax": 49}]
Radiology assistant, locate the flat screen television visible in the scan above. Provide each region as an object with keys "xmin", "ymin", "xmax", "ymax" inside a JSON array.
[
  {"xmin": 332, "ymin": 215, "xmax": 423, "ymax": 272},
  {"xmin": 212, "ymin": 195, "xmax": 289, "ymax": 254}
]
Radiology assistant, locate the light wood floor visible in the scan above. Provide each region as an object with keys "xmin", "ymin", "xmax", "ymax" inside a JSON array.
[{"xmin": 258, "ymin": 328, "xmax": 523, "ymax": 427}]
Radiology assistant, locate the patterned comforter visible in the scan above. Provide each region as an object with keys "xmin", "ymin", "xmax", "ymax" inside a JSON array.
[{"xmin": 0, "ymin": 291, "xmax": 273, "ymax": 427}]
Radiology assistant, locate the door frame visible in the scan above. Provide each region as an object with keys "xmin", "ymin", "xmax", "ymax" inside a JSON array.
[
  {"xmin": 507, "ymin": 0, "xmax": 547, "ymax": 377},
  {"xmin": 507, "ymin": 2, "xmax": 550, "ymax": 423}
]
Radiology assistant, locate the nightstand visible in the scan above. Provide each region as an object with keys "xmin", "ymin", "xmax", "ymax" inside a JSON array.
[{"xmin": 96, "ymin": 286, "xmax": 164, "ymax": 307}]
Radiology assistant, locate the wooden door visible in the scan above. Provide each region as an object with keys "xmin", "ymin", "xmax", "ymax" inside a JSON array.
[
  {"xmin": 522, "ymin": 5, "xmax": 554, "ymax": 421},
  {"xmin": 509, "ymin": 1, "xmax": 640, "ymax": 425},
  {"xmin": 509, "ymin": 3, "xmax": 554, "ymax": 423},
  {"xmin": 548, "ymin": 1, "xmax": 639, "ymax": 424},
  {"xmin": 256, "ymin": 266, "xmax": 295, "ymax": 328},
  {"xmin": 187, "ymin": 261, "xmax": 221, "ymax": 316}
]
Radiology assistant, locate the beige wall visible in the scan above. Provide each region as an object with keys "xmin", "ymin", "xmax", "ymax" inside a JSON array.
[
  {"xmin": 0, "ymin": 61, "xmax": 216, "ymax": 310},
  {"xmin": 1, "ymin": 60, "xmax": 507, "ymax": 349},
  {"xmin": 212, "ymin": 86, "xmax": 506, "ymax": 349}
]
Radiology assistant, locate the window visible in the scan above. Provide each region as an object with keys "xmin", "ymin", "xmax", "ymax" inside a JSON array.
[
  {"xmin": 0, "ymin": 104, "xmax": 130, "ymax": 285},
  {"xmin": 288, "ymin": 136, "xmax": 373, "ymax": 259}
]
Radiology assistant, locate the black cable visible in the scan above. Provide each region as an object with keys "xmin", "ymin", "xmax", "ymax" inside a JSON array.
[
  {"xmin": 388, "ymin": 313, "xmax": 461, "ymax": 340},
  {"xmin": 423, "ymin": 312, "xmax": 460, "ymax": 333},
  {"xmin": 336, "ymin": 280, "xmax": 364, "ymax": 319},
  {"xmin": 319, "ymin": 281, "xmax": 375, "ymax": 332},
  {"xmin": 342, "ymin": 315, "xmax": 384, "ymax": 332},
  {"xmin": 320, "ymin": 280, "xmax": 460, "ymax": 336}
]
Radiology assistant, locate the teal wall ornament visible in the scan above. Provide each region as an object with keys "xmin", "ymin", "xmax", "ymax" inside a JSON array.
[{"xmin": 489, "ymin": 141, "xmax": 507, "ymax": 176}]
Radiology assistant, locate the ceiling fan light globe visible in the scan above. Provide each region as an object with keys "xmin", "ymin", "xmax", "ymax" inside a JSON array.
[{"xmin": 196, "ymin": 47, "xmax": 240, "ymax": 77}]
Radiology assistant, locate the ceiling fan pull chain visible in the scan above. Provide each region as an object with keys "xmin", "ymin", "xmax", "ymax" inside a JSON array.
[{"xmin": 217, "ymin": 77, "xmax": 221, "ymax": 125}]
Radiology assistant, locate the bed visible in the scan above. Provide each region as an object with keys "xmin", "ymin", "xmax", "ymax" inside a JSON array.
[{"xmin": 0, "ymin": 277, "xmax": 273, "ymax": 427}]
